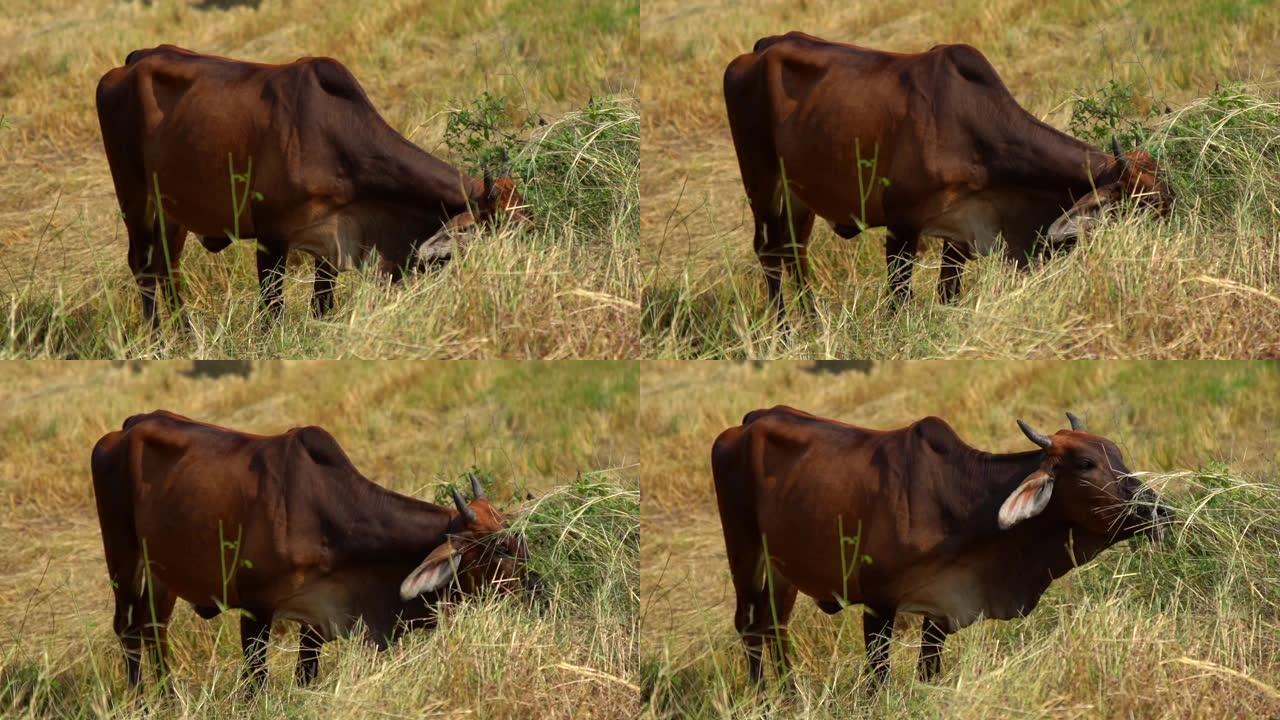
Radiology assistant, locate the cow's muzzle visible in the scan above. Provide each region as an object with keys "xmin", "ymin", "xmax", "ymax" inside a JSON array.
[
  {"xmin": 1132, "ymin": 488, "xmax": 1173, "ymax": 542},
  {"xmin": 1047, "ymin": 205, "xmax": 1103, "ymax": 245}
]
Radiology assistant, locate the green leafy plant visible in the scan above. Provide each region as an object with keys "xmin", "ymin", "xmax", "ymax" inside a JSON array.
[
  {"xmin": 443, "ymin": 91, "xmax": 537, "ymax": 178},
  {"xmin": 1069, "ymin": 78, "xmax": 1163, "ymax": 150}
]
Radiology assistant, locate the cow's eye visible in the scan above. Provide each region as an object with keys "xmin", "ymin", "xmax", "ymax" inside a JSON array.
[{"xmin": 1077, "ymin": 457, "xmax": 1096, "ymax": 470}]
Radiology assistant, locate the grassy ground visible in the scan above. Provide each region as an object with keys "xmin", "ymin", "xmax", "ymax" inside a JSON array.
[
  {"xmin": 0, "ymin": 361, "xmax": 640, "ymax": 718},
  {"xmin": 0, "ymin": 0, "xmax": 639, "ymax": 358},
  {"xmin": 640, "ymin": 1, "xmax": 1280, "ymax": 358},
  {"xmin": 639, "ymin": 361, "xmax": 1280, "ymax": 718}
]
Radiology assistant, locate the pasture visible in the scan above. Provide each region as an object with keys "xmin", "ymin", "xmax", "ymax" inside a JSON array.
[
  {"xmin": 0, "ymin": 0, "xmax": 639, "ymax": 359},
  {"xmin": 640, "ymin": 361, "xmax": 1280, "ymax": 718},
  {"xmin": 0, "ymin": 361, "xmax": 640, "ymax": 718},
  {"xmin": 640, "ymin": 1, "xmax": 1280, "ymax": 358}
]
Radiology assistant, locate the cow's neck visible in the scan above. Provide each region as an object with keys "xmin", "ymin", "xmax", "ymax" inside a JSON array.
[
  {"xmin": 361, "ymin": 133, "xmax": 479, "ymax": 213},
  {"xmin": 930, "ymin": 448, "xmax": 1045, "ymax": 537},
  {"xmin": 325, "ymin": 477, "xmax": 456, "ymax": 563},
  {"xmin": 992, "ymin": 111, "xmax": 1120, "ymax": 197},
  {"xmin": 899, "ymin": 449, "xmax": 1114, "ymax": 628}
]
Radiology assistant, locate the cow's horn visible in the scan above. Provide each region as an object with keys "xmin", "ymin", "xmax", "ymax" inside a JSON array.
[
  {"xmin": 483, "ymin": 172, "xmax": 495, "ymax": 200},
  {"xmin": 1017, "ymin": 419, "xmax": 1054, "ymax": 449},
  {"xmin": 451, "ymin": 486, "xmax": 477, "ymax": 523},
  {"xmin": 1111, "ymin": 137, "xmax": 1130, "ymax": 176},
  {"xmin": 1066, "ymin": 412, "xmax": 1086, "ymax": 431},
  {"xmin": 468, "ymin": 472, "xmax": 486, "ymax": 500}
]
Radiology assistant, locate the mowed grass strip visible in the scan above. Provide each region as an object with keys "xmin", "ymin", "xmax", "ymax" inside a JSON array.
[
  {"xmin": 639, "ymin": 0, "xmax": 1280, "ymax": 358},
  {"xmin": 639, "ymin": 361, "xmax": 1280, "ymax": 718},
  {"xmin": 0, "ymin": 0, "xmax": 639, "ymax": 359},
  {"xmin": 0, "ymin": 361, "xmax": 640, "ymax": 719}
]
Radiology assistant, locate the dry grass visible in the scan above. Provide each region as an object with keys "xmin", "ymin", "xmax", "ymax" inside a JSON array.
[
  {"xmin": 639, "ymin": 361, "xmax": 1280, "ymax": 718},
  {"xmin": 0, "ymin": 0, "xmax": 639, "ymax": 358},
  {"xmin": 0, "ymin": 360, "xmax": 640, "ymax": 719},
  {"xmin": 639, "ymin": 0, "xmax": 1280, "ymax": 358}
]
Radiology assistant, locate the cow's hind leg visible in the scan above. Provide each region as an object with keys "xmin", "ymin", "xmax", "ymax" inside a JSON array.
[
  {"xmin": 295, "ymin": 624, "xmax": 324, "ymax": 686},
  {"xmin": 240, "ymin": 608, "xmax": 274, "ymax": 694},
  {"xmin": 776, "ymin": 197, "xmax": 817, "ymax": 319},
  {"xmin": 725, "ymin": 532, "xmax": 768, "ymax": 688},
  {"xmin": 884, "ymin": 225, "xmax": 920, "ymax": 304},
  {"xmin": 123, "ymin": 204, "xmax": 161, "ymax": 330},
  {"xmin": 753, "ymin": 572, "xmax": 799, "ymax": 692},
  {"xmin": 147, "ymin": 216, "xmax": 188, "ymax": 326},
  {"xmin": 754, "ymin": 198, "xmax": 817, "ymax": 331},
  {"xmin": 111, "ymin": 565, "xmax": 177, "ymax": 691},
  {"xmin": 917, "ymin": 617, "xmax": 948, "ymax": 681},
  {"xmin": 863, "ymin": 605, "xmax": 896, "ymax": 687}
]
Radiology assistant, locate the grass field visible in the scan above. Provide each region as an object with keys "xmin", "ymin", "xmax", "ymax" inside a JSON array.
[
  {"xmin": 0, "ymin": 361, "xmax": 640, "ymax": 718},
  {"xmin": 0, "ymin": 0, "xmax": 639, "ymax": 359},
  {"xmin": 640, "ymin": 1, "xmax": 1280, "ymax": 358},
  {"xmin": 639, "ymin": 361, "xmax": 1280, "ymax": 718}
]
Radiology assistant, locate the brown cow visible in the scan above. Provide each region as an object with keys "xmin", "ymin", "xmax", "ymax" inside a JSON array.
[
  {"xmin": 712, "ymin": 406, "xmax": 1169, "ymax": 690},
  {"xmin": 95, "ymin": 45, "xmax": 530, "ymax": 326},
  {"xmin": 723, "ymin": 33, "xmax": 1174, "ymax": 321},
  {"xmin": 90, "ymin": 410, "xmax": 539, "ymax": 692}
]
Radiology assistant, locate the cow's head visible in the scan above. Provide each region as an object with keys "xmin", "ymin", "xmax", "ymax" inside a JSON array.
[
  {"xmin": 1047, "ymin": 139, "xmax": 1175, "ymax": 244},
  {"xmin": 997, "ymin": 413, "xmax": 1171, "ymax": 540},
  {"xmin": 413, "ymin": 175, "xmax": 533, "ymax": 269},
  {"xmin": 399, "ymin": 473, "xmax": 543, "ymax": 600}
]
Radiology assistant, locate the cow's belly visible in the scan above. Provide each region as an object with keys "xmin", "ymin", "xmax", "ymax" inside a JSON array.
[
  {"xmin": 894, "ymin": 563, "xmax": 989, "ymax": 631},
  {"xmin": 271, "ymin": 575, "xmax": 361, "ymax": 640},
  {"xmin": 921, "ymin": 195, "xmax": 1004, "ymax": 255},
  {"xmin": 756, "ymin": 507, "xmax": 871, "ymax": 604}
]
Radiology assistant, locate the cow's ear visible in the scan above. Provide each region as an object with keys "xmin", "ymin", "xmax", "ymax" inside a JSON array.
[
  {"xmin": 399, "ymin": 539, "xmax": 461, "ymax": 599},
  {"xmin": 998, "ymin": 471, "xmax": 1054, "ymax": 529}
]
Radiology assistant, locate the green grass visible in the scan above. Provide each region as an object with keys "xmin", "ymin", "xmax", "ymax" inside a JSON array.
[{"xmin": 0, "ymin": 361, "xmax": 639, "ymax": 719}]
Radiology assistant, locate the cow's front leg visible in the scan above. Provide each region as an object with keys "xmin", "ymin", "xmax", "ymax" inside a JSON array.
[
  {"xmin": 917, "ymin": 617, "xmax": 948, "ymax": 681},
  {"xmin": 240, "ymin": 609, "xmax": 274, "ymax": 695},
  {"xmin": 938, "ymin": 240, "xmax": 971, "ymax": 304},
  {"xmin": 863, "ymin": 605, "xmax": 895, "ymax": 688},
  {"xmin": 884, "ymin": 226, "xmax": 919, "ymax": 304},
  {"xmin": 295, "ymin": 624, "xmax": 324, "ymax": 686},
  {"xmin": 311, "ymin": 256, "xmax": 338, "ymax": 318},
  {"xmin": 255, "ymin": 242, "xmax": 287, "ymax": 322}
]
